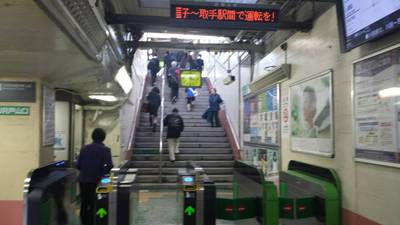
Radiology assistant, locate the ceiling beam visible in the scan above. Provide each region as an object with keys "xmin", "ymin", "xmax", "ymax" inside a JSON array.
[
  {"xmin": 127, "ymin": 41, "xmax": 265, "ymax": 53},
  {"xmin": 106, "ymin": 13, "xmax": 313, "ymax": 31}
]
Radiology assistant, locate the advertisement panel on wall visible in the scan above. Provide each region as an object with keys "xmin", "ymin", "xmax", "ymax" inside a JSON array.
[
  {"xmin": 290, "ymin": 70, "xmax": 333, "ymax": 156},
  {"xmin": 179, "ymin": 70, "xmax": 202, "ymax": 88},
  {"xmin": 353, "ymin": 44, "xmax": 400, "ymax": 167},
  {"xmin": 243, "ymin": 84, "xmax": 279, "ymax": 146}
]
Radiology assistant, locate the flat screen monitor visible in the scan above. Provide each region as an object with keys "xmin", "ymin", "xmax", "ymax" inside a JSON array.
[{"xmin": 337, "ymin": 0, "xmax": 400, "ymax": 52}]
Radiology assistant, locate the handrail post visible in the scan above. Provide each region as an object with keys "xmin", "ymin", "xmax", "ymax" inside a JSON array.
[{"xmin": 158, "ymin": 67, "xmax": 166, "ymax": 183}]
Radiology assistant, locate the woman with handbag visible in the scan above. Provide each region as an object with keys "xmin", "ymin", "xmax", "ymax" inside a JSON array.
[{"xmin": 147, "ymin": 87, "xmax": 161, "ymax": 132}]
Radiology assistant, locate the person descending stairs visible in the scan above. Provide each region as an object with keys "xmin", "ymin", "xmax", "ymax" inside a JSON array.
[{"xmin": 129, "ymin": 77, "xmax": 234, "ymax": 189}]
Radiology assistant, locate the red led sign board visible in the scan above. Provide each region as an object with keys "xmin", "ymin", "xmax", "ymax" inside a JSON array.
[{"xmin": 170, "ymin": 1, "xmax": 280, "ymax": 30}]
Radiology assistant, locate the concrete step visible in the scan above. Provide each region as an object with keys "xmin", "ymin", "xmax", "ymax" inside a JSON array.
[
  {"xmin": 139, "ymin": 122, "xmax": 211, "ymax": 127},
  {"xmin": 141, "ymin": 115, "xmax": 206, "ymax": 120},
  {"xmin": 133, "ymin": 148, "xmax": 232, "ymax": 154},
  {"xmin": 134, "ymin": 142, "xmax": 230, "ymax": 148},
  {"xmin": 129, "ymin": 160, "xmax": 234, "ymax": 168},
  {"xmin": 135, "ymin": 136, "xmax": 228, "ymax": 143},
  {"xmin": 137, "ymin": 174, "xmax": 233, "ymax": 183},
  {"xmin": 136, "ymin": 131, "xmax": 226, "ymax": 137},
  {"xmin": 132, "ymin": 154, "xmax": 233, "ymax": 161},
  {"xmin": 137, "ymin": 126, "xmax": 224, "ymax": 132},
  {"xmin": 138, "ymin": 167, "xmax": 233, "ymax": 175}
]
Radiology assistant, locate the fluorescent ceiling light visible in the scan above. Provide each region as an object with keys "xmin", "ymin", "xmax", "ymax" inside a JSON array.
[
  {"xmin": 115, "ymin": 66, "xmax": 133, "ymax": 94},
  {"xmin": 142, "ymin": 32, "xmax": 229, "ymax": 42},
  {"xmin": 378, "ymin": 87, "xmax": 400, "ymax": 98},
  {"xmin": 89, "ymin": 95, "xmax": 118, "ymax": 102}
]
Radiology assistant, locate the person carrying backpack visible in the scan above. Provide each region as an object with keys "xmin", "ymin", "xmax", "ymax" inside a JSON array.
[
  {"xmin": 168, "ymin": 61, "xmax": 180, "ymax": 103},
  {"xmin": 147, "ymin": 87, "xmax": 161, "ymax": 132},
  {"xmin": 163, "ymin": 108, "xmax": 184, "ymax": 162},
  {"xmin": 147, "ymin": 54, "xmax": 160, "ymax": 86}
]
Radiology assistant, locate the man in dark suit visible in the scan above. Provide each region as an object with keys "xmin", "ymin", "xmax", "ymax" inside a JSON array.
[{"xmin": 76, "ymin": 128, "xmax": 113, "ymax": 225}]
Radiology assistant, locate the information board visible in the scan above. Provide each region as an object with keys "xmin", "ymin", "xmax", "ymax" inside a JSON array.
[
  {"xmin": 179, "ymin": 70, "xmax": 202, "ymax": 88},
  {"xmin": 353, "ymin": 45, "xmax": 400, "ymax": 167},
  {"xmin": 42, "ymin": 85, "xmax": 55, "ymax": 146},
  {"xmin": 171, "ymin": 1, "xmax": 279, "ymax": 30},
  {"xmin": 243, "ymin": 84, "xmax": 279, "ymax": 146},
  {"xmin": 0, "ymin": 81, "xmax": 35, "ymax": 102}
]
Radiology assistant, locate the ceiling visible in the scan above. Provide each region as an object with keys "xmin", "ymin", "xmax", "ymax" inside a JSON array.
[
  {"xmin": 109, "ymin": 0, "xmax": 335, "ymax": 51},
  {"xmin": 0, "ymin": 0, "xmax": 126, "ymax": 102}
]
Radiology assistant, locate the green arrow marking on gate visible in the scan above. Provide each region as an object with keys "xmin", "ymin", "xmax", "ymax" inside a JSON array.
[
  {"xmin": 184, "ymin": 206, "xmax": 195, "ymax": 216},
  {"xmin": 96, "ymin": 208, "xmax": 107, "ymax": 218}
]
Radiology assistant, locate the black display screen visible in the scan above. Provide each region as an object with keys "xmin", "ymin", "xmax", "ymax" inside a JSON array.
[
  {"xmin": 170, "ymin": 1, "xmax": 279, "ymax": 30},
  {"xmin": 337, "ymin": 0, "xmax": 400, "ymax": 52}
]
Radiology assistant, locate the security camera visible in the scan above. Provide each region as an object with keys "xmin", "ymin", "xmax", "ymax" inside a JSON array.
[{"xmin": 280, "ymin": 43, "xmax": 288, "ymax": 51}]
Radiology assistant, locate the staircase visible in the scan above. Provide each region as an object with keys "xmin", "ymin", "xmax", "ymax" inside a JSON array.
[{"xmin": 129, "ymin": 78, "xmax": 234, "ymax": 189}]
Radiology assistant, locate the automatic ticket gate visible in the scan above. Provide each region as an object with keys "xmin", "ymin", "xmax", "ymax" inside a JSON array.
[
  {"xmin": 94, "ymin": 167, "xmax": 137, "ymax": 225},
  {"xmin": 179, "ymin": 163, "xmax": 216, "ymax": 225}
]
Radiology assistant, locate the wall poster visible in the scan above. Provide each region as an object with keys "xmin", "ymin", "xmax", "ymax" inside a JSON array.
[
  {"xmin": 290, "ymin": 70, "xmax": 333, "ymax": 156},
  {"xmin": 243, "ymin": 84, "xmax": 279, "ymax": 146},
  {"xmin": 353, "ymin": 45, "xmax": 400, "ymax": 167}
]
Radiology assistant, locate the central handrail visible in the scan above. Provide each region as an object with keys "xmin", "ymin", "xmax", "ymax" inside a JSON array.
[{"xmin": 158, "ymin": 67, "xmax": 166, "ymax": 183}]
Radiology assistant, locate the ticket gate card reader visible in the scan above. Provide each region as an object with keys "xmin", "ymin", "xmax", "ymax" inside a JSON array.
[
  {"xmin": 96, "ymin": 176, "xmax": 112, "ymax": 194},
  {"xmin": 95, "ymin": 176, "xmax": 112, "ymax": 225},
  {"xmin": 182, "ymin": 175, "xmax": 196, "ymax": 192}
]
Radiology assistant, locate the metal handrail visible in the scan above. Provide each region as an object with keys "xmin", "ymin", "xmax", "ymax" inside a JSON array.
[
  {"xmin": 126, "ymin": 73, "xmax": 146, "ymax": 156},
  {"xmin": 158, "ymin": 67, "xmax": 167, "ymax": 183}
]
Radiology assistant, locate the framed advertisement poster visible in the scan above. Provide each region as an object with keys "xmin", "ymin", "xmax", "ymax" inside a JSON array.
[
  {"xmin": 353, "ymin": 44, "xmax": 400, "ymax": 167},
  {"xmin": 290, "ymin": 70, "xmax": 333, "ymax": 156},
  {"xmin": 243, "ymin": 84, "xmax": 279, "ymax": 146}
]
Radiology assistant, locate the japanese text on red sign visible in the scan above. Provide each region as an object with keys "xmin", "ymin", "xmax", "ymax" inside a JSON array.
[{"xmin": 174, "ymin": 7, "xmax": 278, "ymax": 23}]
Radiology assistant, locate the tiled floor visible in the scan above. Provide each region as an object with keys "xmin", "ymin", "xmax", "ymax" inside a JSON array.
[{"xmin": 130, "ymin": 189, "xmax": 241, "ymax": 225}]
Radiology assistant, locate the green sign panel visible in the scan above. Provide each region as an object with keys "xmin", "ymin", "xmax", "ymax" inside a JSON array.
[
  {"xmin": 96, "ymin": 208, "xmax": 107, "ymax": 219},
  {"xmin": 0, "ymin": 106, "xmax": 30, "ymax": 116},
  {"xmin": 184, "ymin": 206, "xmax": 196, "ymax": 216},
  {"xmin": 180, "ymin": 70, "xmax": 202, "ymax": 88}
]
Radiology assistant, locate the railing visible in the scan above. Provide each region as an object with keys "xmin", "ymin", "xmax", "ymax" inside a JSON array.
[
  {"xmin": 158, "ymin": 67, "xmax": 167, "ymax": 183},
  {"xmin": 126, "ymin": 73, "xmax": 148, "ymax": 160}
]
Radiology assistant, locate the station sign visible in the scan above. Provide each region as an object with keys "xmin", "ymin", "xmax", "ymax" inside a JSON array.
[
  {"xmin": 0, "ymin": 106, "xmax": 30, "ymax": 116},
  {"xmin": 0, "ymin": 81, "xmax": 36, "ymax": 102},
  {"xmin": 171, "ymin": 1, "xmax": 280, "ymax": 30}
]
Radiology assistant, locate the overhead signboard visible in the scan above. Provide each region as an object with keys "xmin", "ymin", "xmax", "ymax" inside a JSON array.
[
  {"xmin": 180, "ymin": 70, "xmax": 202, "ymax": 88},
  {"xmin": 0, "ymin": 81, "xmax": 36, "ymax": 102},
  {"xmin": 170, "ymin": 1, "xmax": 279, "ymax": 30}
]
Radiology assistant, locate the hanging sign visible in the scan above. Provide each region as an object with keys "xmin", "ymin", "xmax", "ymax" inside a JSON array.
[
  {"xmin": 171, "ymin": 1, "xmax": 280, "ymax": 30},
  {"xmin": 0, "ymin": 81, "xmax": 36, "ymax": 102},
  {"xmin": 180, "ymin": 70, "xmax": 202, "ymax": 88}
]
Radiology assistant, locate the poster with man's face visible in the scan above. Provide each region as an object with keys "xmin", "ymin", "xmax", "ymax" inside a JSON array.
[{"xmin": 290, "ymin": 71, "xmax": 333, "ymax": 156}]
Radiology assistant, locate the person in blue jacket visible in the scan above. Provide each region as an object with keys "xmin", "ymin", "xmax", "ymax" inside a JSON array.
[
  {"xmin": 185, "ymin": 87, "xmax": 196, "ymax": 111},
  {"xmin": 208, "ymin": 88, "xmax": 223, "ymax": 127},
  {"xmin": 76, "ymin": 128, "xmax": 113, "ymax": 225}
]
